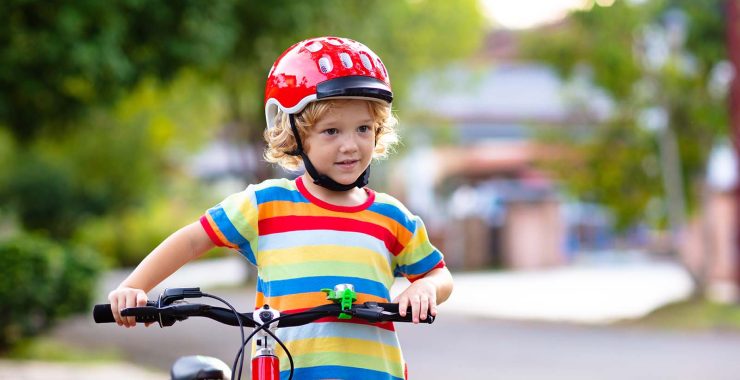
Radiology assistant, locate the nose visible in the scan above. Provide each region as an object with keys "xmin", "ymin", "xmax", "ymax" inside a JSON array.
[{"xmin": 338, "ymin": 133, "xmax": 359, "ymax": 153}]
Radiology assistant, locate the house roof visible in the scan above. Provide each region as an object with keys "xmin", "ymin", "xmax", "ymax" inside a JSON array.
[{"xmin": 408, "ymin": 62, "xmax": 612, "ymax": 124}]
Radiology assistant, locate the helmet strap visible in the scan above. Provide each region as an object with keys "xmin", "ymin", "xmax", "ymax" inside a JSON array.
[{"xmin": 289, "ymin": 114, "xmax": 369, "ymax": 191}]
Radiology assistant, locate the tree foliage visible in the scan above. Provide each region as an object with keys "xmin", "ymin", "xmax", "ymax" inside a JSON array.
[
  {"xmin": 521, "ymin": 0, "xmax": 728, "ymax": 229},
  {"xmin": 0, "ymin": 0, "xmax": 240, "ymax": 142},
  {"xmin": 0, "ymin": 0, "xmax": 486, "ymax": 254}
]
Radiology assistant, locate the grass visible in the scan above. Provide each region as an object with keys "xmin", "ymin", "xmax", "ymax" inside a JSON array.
[
  {"xmin": 6, "ymin": 337, "xmax": 122, "ymax": 363},
  {"xmin": 622, "ymin": 299, "xmax": 740, "ymax": 332}
]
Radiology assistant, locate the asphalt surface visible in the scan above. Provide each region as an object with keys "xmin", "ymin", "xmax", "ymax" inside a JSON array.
[
  {"xmin": 47, "ymin": 284, "xmax": 740, "ymax": 380},
  {"xmin": 9, "ymin": 256, "xmax": 738, "ymax": 379}
]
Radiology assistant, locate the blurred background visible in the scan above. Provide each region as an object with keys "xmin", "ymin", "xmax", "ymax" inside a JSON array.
[{"xmin": 2, "ymin": 0, "xmax": 740, "ymax": 379}]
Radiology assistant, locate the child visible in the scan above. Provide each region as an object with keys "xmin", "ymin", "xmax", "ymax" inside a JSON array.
[{"xmin": 108, "ymin": 36, "xmax": 453, "ymax": 380}]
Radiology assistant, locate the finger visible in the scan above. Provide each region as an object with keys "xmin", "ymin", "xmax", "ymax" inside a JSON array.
[
  {"xmin": 419, "ymin": 295, "xmax": 429, "ymax": 321},
  {"xmin": 429, "ymin": 299, "xmax": 438, "ymax": 317},
  {"xmin": 109, "ymin": 295, "xmax": 122, "ymax": 326},
  {"xmin": 136, "ymin": 291, "xmax": 148, "ymax": 307},
  {"xmin": 410, "ymin": 295, "xmax": 421, "ymax": 324},
  {"xmin": 125, "ymin": 294, "xmax": 138, "ymax": 327},
  {"xmin": 398, "ymin": 296, "xmax": 408, "ymax": 317},
  {"xmin": 118, "ymin": 295, "xmax": 129, "ymax": 327}
]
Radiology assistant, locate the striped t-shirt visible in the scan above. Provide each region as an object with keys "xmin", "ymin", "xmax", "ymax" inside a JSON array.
[{"xmin": 200, "ymin": 176, "xmax": 445, "ymax": 380}]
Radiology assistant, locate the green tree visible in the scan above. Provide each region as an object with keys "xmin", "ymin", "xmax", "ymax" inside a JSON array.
[
  {"xmin": 0, "ymin": 0, "xmax": 240, "ymax": 142},
  {"xmin": 521, "ymin": 0, "xmax": 727, "ymax": 231},
  {"xmin": 1, "ymin": 0, "xmax": 486, "ymax": 259}
]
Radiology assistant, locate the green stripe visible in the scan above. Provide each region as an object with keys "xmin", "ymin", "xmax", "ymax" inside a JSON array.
[
  {"xmin": 280, "ymin": 352, "xmax": 404, "ymax": 378},
  {"xmin": 221, "ymin": 192, "xmax": 259, "ymax": 254},
  {"xmin": 397, "ymin": 241, "xmax": 434, "ymax": 266},
  {"xmin": 262, "ymin": 261, "xmax": 393, "ymax": 287},
  {"xmin": 252, "ymin": 178, "xmax": 295, "ymax": 192}
]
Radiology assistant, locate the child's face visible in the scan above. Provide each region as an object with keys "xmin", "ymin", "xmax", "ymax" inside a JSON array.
[{"xmin": 303, "ymin": 100, "xmax": 376, "ymax": 186}]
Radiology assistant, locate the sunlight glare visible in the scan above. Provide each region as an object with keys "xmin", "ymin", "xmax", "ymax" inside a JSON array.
[{"xmin": 480, "ymin": 0, "xmax": 593, "ymax": 29}]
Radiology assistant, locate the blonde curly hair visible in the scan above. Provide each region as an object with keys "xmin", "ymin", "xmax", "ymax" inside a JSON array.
[{"xmin": 263, "ymin": 99, "xmax": 399, "ymax": 171}]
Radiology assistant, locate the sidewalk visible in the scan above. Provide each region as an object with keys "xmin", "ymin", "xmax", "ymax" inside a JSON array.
[
  {"xmin": 436, "ymin": 257, "xmax": 694, "ymax": 324},
  {"xmin": 0, "ymin": 360, "xmax": 167, "ymax": 380}
]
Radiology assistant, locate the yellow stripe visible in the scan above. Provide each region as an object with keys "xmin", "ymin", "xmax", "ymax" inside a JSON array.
[
  {"xmin": 277, "ymin": 336, "xmax": 402, "ymax": 362},
  {"xmin": 398, "ymin": 223, "xmax": 432, "ymax": 264},
  {"xmin": 226, "ymin": 193, "xmax": 258, "ymax": 237},
  {"xmin": 278, "ymin": 342, "xmax": 404, "ymax": 377},
  {"xmin": 260, "ymin": 245, "xmax": 392, "ymax": 275}
]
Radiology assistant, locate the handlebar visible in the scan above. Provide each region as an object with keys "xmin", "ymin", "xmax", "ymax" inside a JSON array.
[{"xmin": 93, "ymin": 290, "xmax": 434, "ymax": 328}]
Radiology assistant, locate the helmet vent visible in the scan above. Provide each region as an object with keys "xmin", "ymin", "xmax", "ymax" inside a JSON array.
[
  {"xmin": 326, "ymin": 37, "xmax": 344, "ymax": 46},
  {"xmin": 318, "ymin": 56, "xmax": 333, "ymax": 74},
  {"xmin": 305, "ymin": 41, "xmax": 323, "ymax": 52},
  {"xmin": 377, "ymin": 58, "xmax": 387, "ymax": 77},
  {"xmin": 360, "ymin": 54, "xmax": 373, "ymax": 70},
  {"xmin": 339, "ymin": 53, "xmax": 353, "ymax": 68}
]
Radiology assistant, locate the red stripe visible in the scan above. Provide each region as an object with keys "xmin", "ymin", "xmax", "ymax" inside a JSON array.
[
  {"xmin": 281, "ymin": 308, "xmax": 396, "ymax": 332},
  {"xmin": 408, "ymin": 260, "xmax": 446, "ymax": 282},
  {"xmin": 296, "ymin": 176, "xmax": 375, "ymax": 213},
  {"xmin": 200, "ymin": 216, "xmax": 225, "ymax": 247},
  {"xmin": 258, "ymin": 215, "xmax": 404, "ymax": 255}
]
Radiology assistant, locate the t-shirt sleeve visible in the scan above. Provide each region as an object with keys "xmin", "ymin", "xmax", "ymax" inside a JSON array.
[
  {"xmin": 199, "ymin": 186, "xmax": 259, "ymax": 266},
  {"xmin": 393, "ymin": 215, "xmax": 446, "ymax": 282}
]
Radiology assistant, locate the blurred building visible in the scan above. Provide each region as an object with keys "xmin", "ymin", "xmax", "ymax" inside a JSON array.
[{"xmin": 393, "ymin": 31, "xmax": 614, "ymax": 270}]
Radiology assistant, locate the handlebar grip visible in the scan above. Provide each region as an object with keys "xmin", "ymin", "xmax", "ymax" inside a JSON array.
[
  {"xmin": 92, "ymin": 302, "xmax": 157, "ymax": 323},
  {"xmin": 390, "ymin": 312, "xmax": 435, "ymax": 324},
  {"xmin": 359, "ymin": 303, "xmax": 435, "ymax": 324},
  {"xmin": 93, "ymin": 304, "xmax": 116, "ymax": 323}
]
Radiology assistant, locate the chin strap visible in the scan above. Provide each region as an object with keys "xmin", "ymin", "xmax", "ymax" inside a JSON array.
[{"xmin": 288, "ymin": 115, "xmax": 369, "ymax": 191}]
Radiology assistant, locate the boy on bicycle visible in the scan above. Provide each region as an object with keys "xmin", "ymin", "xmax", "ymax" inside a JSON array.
[{"xmin": 108, "ymin": 36, "xmax": 453, "ymax": 380}]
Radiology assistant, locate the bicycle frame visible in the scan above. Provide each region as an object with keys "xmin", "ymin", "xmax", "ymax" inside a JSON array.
[{"xmin": 251, "ymin": 306, "xmax": 281, "ymax": 380}]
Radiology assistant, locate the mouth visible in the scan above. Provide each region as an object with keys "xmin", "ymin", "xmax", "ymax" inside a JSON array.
[{"xmin": 334, "ymin": 159, "xmax": 360, "ymax": 168}]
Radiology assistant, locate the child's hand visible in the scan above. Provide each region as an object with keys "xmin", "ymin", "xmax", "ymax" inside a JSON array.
[
  {"xmin": 393, "ymin": 278, "xmax": 438, "ymax": 324},
  {"xmin": 108, "ymin": 287, "xmax": 149, "ymax": 328}
]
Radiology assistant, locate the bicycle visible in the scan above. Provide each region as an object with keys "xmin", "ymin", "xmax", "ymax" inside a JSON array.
[{"xmin": 93, "ymin": 283, "xmax": 434, "ymax": 380}]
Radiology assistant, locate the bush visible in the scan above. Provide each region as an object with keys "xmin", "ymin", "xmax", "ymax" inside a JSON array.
[
  {"xmin": 0, "ymin": 234, "xmax": 103, "ymax": 352},
  {"xmin": 74, "ymin": 190, "xmax": 219, "ymax": 267}
]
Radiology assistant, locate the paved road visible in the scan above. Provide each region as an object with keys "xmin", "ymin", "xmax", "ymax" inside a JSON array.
[{"xmin": 54, "ymin": 286, "xmax": 740, "ymax": 380}]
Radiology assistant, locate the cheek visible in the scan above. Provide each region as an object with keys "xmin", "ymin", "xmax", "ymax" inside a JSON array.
[{"xmin": 361, "ymin": 135, "xmax": 376, "ymax": 150}]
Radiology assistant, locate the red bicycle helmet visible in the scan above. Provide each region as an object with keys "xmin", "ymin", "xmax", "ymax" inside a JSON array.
[{"xmin": 264, "ymin": 36, "xmax": 393, "ymax": 129}]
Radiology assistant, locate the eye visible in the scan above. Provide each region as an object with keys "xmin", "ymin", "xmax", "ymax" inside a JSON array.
[
  {"xmin": 357, "ymin": 125, "xmax": 372, "ymax": 133},
  {"xmin": 321, "ymin": 128, "xmax": 339, "ymax": 136}
]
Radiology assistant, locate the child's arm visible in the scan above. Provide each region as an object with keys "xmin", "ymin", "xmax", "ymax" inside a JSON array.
[
  {"xmin": 107, "ymin": 221, "xmax": 215, "ymax": 328},
  {"xmin": 393, "ymin": 266, "xmax": 453, "ymax": 324}
]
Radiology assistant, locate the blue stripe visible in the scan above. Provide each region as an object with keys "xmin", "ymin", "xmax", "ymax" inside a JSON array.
[
  {"xmin": 238, "ymin": 246, "xmax": 256, "ymax": 266},
  {"xmin": 207, "ymin": 206, "xmax": 256, "ymax": 265},
  {"xmin": 255, "ymin": 186, "xmax": 308, "ymax": 205},
  {"xmin": 282, "ymin": 365, "xmax": 403, "ymax": 380},
  {"xmin": 257, "ymin": 276, "xmax": 390, "ymax": 299},
  {"xmin": 394, "ymin": 250, "xmax": 443, "ymax": 277},
  {"xmin": 208, "ymin": 206, "xmax": 249, "ymax": 248},
  {"xmin": 368, "ymin": 203, "xmax": 416, "ymax": 233}
]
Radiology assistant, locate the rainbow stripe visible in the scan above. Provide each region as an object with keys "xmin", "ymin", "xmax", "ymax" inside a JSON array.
[{"xmin": 201, "ymin": 177, "xmax": 444, "ymax": 380}]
